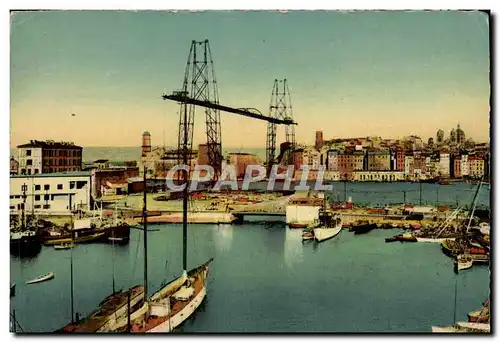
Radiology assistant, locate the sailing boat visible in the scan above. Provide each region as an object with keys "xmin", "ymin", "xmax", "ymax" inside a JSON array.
[
  {"xmin": 57, "ymin": 196, "xmax": 145, "ymax": 333},
  {"xmin": 10, "ymin": 183, "xmax": 42, "ymax": 257},
  {"xmin": 123, "ymin": 161, "xmax": 213, "ymax": 332}
]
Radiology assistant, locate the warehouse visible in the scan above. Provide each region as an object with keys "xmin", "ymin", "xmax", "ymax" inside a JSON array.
[{"xmin": 10, "ymin": 171, "xmax": 92, "ymax": 215}]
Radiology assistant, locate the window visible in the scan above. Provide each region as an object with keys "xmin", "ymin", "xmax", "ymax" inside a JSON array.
[
  {"xmin": 44, "ymin": 184, "xmax": 50, "ymax": 190},
  {"xmin": 34, "ymin": 205, "xmax": 41, "ymax": 209},
  {"xmin": 27, "ymin": 159, "xmax": 33, "ymax": 166},
  {"xmin": 9, "ymin": 195, "xmax": 14, "ymax": 199},
  {"xmin": 34, "ymin": 169, "xmax": 39, "ymax": 174},
  {"xmin": 10, "ymin": 206, "xmax": 15, "ymax": 210},
  {"xmin": 57, "ymin": 184, "xmax": 63, "ymax": 190},
  {"xmin": 35, "ymin": 195, "xmax": 40, "ymax": 201},
  {"xmin": 27, "ymin": 169, "xmax": 31, "ymax": 175},
  {"xmin": 44, "ymin": 194, "xmax": 49, "ymax": 201},
  {"xmin": 43, "ymin": 204, "xmax": 50, "ymax": 209},
  {"xmin": 26, "ymin": 150, "xmax": 31, "ymax": 156},
  {"xmin": 70, "ymin": 181, "xmax": 75, "ymax": 189}
]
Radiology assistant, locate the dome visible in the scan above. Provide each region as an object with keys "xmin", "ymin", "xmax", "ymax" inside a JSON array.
[{"xmin": 143, "ymin": 131, "xmax": 151, "ymax": 136}]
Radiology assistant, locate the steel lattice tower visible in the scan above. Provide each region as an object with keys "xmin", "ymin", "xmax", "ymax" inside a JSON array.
[
  {"xmin": 177, "ymin": 40, "xmax": 222, "ymax": 180},
  {"xmin": 266, "ymin": 79, "xmax": 295, "ymax": 174}
]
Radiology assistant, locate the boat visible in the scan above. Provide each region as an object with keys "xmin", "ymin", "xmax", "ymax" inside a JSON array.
[
  {"xmin": 385, "ymin": 236, "xmax": 398, "ymax": 243},
  {"xmin": 116, "ymin": 141, "xmax": 214, "ymax": 332},
  {"xmin": 455, "ymin": 254, "xmax": 473, "ymax": 271},
  {"xmin": 10, "ymin": 207, "xmax": 42, "ymax": 258},
  {"xmin": 26, "ymin": 272, "xmax": 55, "ymax": 285},
  {"xmin": 54, "ymin": 242, "xmax": 75, "ymax": 250},
  {"xmin": 351, "ymin": 221, "xmax": 376, "ymax": 235},
  {"xmin": 302, "ymin": 229, "xmax": 314, "ymax": 241},
  {"xmin": 432, "ymin": 322, "xmax": 490, "ymax": 333},
  {"xmin": 58, "ymin": 286, "xmax": 145, "ymax": 332},
  {"xmin": 416, "ymin": 237, "xmax": 455, "ymax": 243},
  {"xmin": 468, "ymin": 300, "xmax": 490, "ymax": 323},
  {"xmin": 10, "ymin": 283, "xmax": 15, "ymax": 297},
  {"xmin": 56, "ymin": 199, "xmax": 145, "ymax": 333},
  {"xmin": 44, "ymin": 232, "xmax": 106, "ymax": 246},
  {"xmin": 313, "ymin": 211, "xmax": 342, "ymax": 242},
  {"xmin": 288, "ymin": 222, "xmax": 308, "ymax": 229}
]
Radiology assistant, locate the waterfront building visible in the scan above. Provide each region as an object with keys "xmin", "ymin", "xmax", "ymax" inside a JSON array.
[
  {"xmin": 439, "ymin": 152, "xmax": 450, "ymax": 176},
  {"xmin": 91, "ymin": 168, "xmax": 139, "ymax": 198},
  {"xmin": 404, "ymin": 155, "xmax": 414, "ymax": 178},
  {"xmin": 338, "ymin": 150, "xmax": 354, "ymax": 180},
  {"xmin": 367, "ymin": 151, "xmax": 390, "ymax": 171},
  {"xmin": 10, "ymin": 171, "xmax": 91, "ymax": 215},
  {"xmin": 352, "ymin": 171, "xmax": 405, "ymax": 182},
  {"xmin": 323, "ymin": 171, "xmax": 341, "ymax": 181},
  {"xmin": 468, "ymin": 155, "xmax": 485, "ymax": 179},
  {"xmin": 326, "ymin": 150, "xmax": 339, "ymax": 171},
  {"xmin": 17, "ymin": 140, "xmax": 83, "ymax": 175},
  {"xmin": 453, "ymin": 155, "xmax": 462, "ymax": 178},
  {"xmin": 293, "ymin": 149, "xmax": 304, "ymax": 171},
  {"xmin": 10, "ymin": 157, "xmax": 19, "ymax": 175},
  {"xmin": 353, "ymin": 151, "xmax": 364, "ymax": 171},
  {"xmin": 302, "ymin": 148, "xmax": 321, "ymax": 170},
  {"xmin": 460, "ymin": 154, "xmax": 469, "ymax": 176},
  {"xmin": 227, "ymin": 153, "xmax": 262, "ymax": 179},
  {"xmin": 93, "ymin": 159, "xmax": 110, "ymax": 169}
]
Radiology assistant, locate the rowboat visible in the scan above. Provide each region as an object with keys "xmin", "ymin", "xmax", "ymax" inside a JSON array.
[
  {"xmin": 26, "ymin": 272, "xmax": 55, "ymax": 285},
  {"xmin": 10, "ymin": 283, "xmax": 15, "ymax": 297},
  {"xmin": 54, "ymin": 242, "xmax": 75, "ymax": 250}
]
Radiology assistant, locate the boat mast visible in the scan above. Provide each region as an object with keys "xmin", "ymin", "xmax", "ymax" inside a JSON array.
[
  {"xmin": 21, "ymin": 183, "xmax": 27, "ymax": 230},
  {"xmin": 69, "ymin": 194, "xmax": 75, "ymax": 323},
  {"xmin": 465, "ymin": 180, "xmax": 483, "ymax": 233},
  {"xmin": 143, "ymin": 166, "xmax": 148, "ymax": 301},
  {"xmin": 182, "ymin": 100, "xmax": 188, "ymax": 273}
]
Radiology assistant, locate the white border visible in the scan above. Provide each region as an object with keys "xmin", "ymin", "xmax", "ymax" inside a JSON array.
[{"xmin": 3, "ymin": 2, "xmax": 497, "ymax": 342}]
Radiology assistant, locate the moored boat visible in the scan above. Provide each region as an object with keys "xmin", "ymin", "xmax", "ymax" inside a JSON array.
[
  {"xmin": 54, "ymin": 242, "xmax": 75, "ymax": 250},
  {"xmin": 468, "ymin": 300, "xmax": 490, "ymax": 323},
  {"xmin": 455, "ymin": 254, "xmax": 473, "ymax": 271},
  {"xmin": 26, "ymin": 272, "xmax": 55, "ymax": 285},
  {"xmin": 351, "ymin": 221, "xmax": 376, "ymax": 235},
  {"xmin": 416, "ymin": 237, "xmax": 455, "ymax": 243},
  {"xmin": 314, "ymin": 218, "xmax": 342, "ymax": 242},
  {"xmin": 10, "ymin": 283, "xmax": 15, "ymax": 297},
  {"xmin": 57, "ymin": 286, "xmax": 145, "ymax": 332}
]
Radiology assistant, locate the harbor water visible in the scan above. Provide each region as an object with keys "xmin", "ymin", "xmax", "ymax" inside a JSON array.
[{"xmin": 10, "ymin": 223, "xmax": 489, "ymax": 333}]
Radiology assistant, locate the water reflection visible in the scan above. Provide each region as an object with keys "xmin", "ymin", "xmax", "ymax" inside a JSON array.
[
  {"xmin": 212, "ymin": 224, "xmax": 233, "ymax": 253},
  {"xmin": 284, "ymin": 227, "xmax": 304, "ymax": 269}
]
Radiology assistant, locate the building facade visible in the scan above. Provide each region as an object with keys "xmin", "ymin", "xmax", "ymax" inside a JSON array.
[
  {"xmin": 367, "ymin": 151, "xmax": 390, "ymax": 171},
  {"xmin": 352, "ymin": 171, "xmax": 405, "ymax": 182},
  {"xmin": 327, "ymin": 150, "xmax": 338, "ymax": 171},
  {"xmin": 460, "ymin": 154, "xmax": 469, "ymax": 176},
  {"xmin": 468, "ymin": 156, "xmax": 484, "ymax": 179},
  {"xmin": 17, "ymin": 140, "xmax": 83, "ymax": 175},
  {"xmin": 10, "ymin": 157, "xmax": 19, "ymax": 176},
  {"xmin": 439, "ymin": 152, "xmax": 450, "ymax": 176},
  {"xmin": 10, "ymin": 171, "xmax": 91, "ymax": 215},
  {"xmin": 453, "ymin": 156, "xmax": 462, "ymax": 178}
]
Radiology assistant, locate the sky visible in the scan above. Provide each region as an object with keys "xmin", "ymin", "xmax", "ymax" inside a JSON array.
[{"xmin": 10, "ymin": 10, "xmax": 490, "ymax": 148}]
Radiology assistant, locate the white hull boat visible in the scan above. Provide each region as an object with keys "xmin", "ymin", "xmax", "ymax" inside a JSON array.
[
  {"xmin": 416, "ymin": 237, "xmax": 455, "ymax": 243},
  {"xmin": 26, "ymin": 272, "xmax": 55, "ymax": 284},
  {"xmin": 432, "ymin": 322, "xmax": 490, "ymax": 333},
  {"xmin": 314, "ymin": 223, "xmax": 342, "ymax": 242}
]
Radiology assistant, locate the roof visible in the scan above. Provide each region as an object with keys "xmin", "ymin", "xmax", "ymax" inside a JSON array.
[
  {"xmin": 17, "ymin": 140, "xmax": 82, "ymax": 149},
  {"xmin": 11, "ymin": 171, "xmax": 91, "ymax": 179},
  {"xmin": 94, "ymin": 159, "xmax": 109, "ymax": 164}
]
